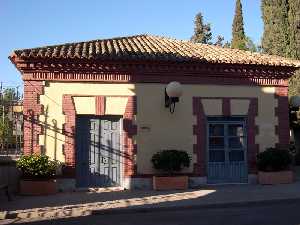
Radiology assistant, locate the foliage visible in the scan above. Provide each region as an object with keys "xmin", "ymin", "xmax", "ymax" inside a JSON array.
[
  {"xmin": 288, "ymin": 0, "xmax": 300, "ymax": 60},
  {"xmin": 261, "ymin": 0, "xmax": 300, "ymax": 96},
  {"xmin": 245, "ymin": 36, "xmax": 257, "ymax": 52},
  {"xmin": 16, "ymin": 154, "xmax": 59, "ymax": 179},
  {"xmin": 223, "ymin": 41, "xmax": 231, "ymax": 48},
  {"xmin": 261, "ymin": 0, "xmax": 290, "ymax": 57},
  {"xmin": 2, "ymin": 88, "xmax": 19, "ymax": 103},
  {"xmin": 214, "ymin": 35, "xmax": 225, "ymax": 47},
  {"xmin": 257, "ymin": 147, "xmax": 292, "ymax": 172},
  {"xmin": 231, "ymin": 0, "xmax": 247, "ymax": 50},
  {"xmin": 151, "ymin": 150, "xmax": 191, "ymax": 174},
  {"xmin": 0, "ymin": 88, "xmax": 20, "ymax": 149},
  {"xmin": 286, "ymin": 0, "xmax": 300, "ymax": 102},
  {"xmin": 191, "ymin": 12, "xmax": 212, "ymax": 44},
  {"xmin": 0, "ymin": 116, "xmax": 12, "ymax": 149},
  {"xmin": 289, "ymin": 70, "xmax": 300, "ymax": 96}
]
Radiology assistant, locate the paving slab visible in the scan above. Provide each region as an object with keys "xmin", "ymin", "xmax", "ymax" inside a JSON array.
[{"xmin": 1, "ymin": 182, "xmax": 300, "ymax": 224}]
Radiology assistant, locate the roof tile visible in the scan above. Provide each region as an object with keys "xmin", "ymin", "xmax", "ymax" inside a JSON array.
[{"xmin": 11, "ymin": 34, "xmax": 300, "ymax": 67}]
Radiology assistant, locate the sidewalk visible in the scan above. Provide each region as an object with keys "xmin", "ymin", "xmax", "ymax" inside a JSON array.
[{"xmin": 2, "ymin": 182, "xmax": 300, "ymax": 224}]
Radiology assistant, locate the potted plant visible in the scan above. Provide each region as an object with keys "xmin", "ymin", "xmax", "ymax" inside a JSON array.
[
  {"xmin": 151, "ymin": 149, "xmax": 191, "ymax": 190},
  {"xmin": 16, "ymin": 154, "xmax": 59, "ymax": 195},
  {"xmin": 257, "ymin": 147, "xmax": 294, "ymax": 185}
]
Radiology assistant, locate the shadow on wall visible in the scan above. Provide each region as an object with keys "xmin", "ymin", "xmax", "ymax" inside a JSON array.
[
  {"xmin": 23, "ymin": 77, "xmax": 290, "ymax": 181},
  {"xmin": 23, "ymin": 111, "xmax": 136, "ymax": 169}
]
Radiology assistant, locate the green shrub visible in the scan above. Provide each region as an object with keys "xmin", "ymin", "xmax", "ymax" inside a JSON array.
[
  {"xmin": 257, "ymin": 147, "xmax": 292, "ymax": 172},
  {"xmin": 151, "ymin": 150, "xmax": 191, "ymax": 174},
  {"xmin": 16, "ymin": 154, "xmax": 59, "ymax": 179}
]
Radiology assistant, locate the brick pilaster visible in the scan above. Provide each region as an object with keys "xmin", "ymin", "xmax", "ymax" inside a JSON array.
[
  {"xmin": 95, "ymin": 96, "xmax": 106, "ymax": 115},
  {"xmin": 275, "ymin": 87, "xmax": 290, "ymax": 149},
  {"xmin": 123, "ymin": 96, "xmax": 137, "ymax": 177},
  {"xmin": 62, "ymin": 95, "xmax": 76, "ymax": 177},
  {"xmin": 23, "ymin": 81, "xmax": 44, "ymax": 155},
  {"xmin": 193, "ymin": 97, "xmax": 206, "ymax": 176},
  {"xmin": 247, "ymin": 98, "xmax": 259, "ymax": 173}
]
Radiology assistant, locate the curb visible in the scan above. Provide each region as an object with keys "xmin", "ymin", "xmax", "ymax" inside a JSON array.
[{"xmin": 92, "ymin": 198, "xmax": 300, "ymax": 215}]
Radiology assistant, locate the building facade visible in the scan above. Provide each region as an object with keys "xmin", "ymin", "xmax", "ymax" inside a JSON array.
[{"xmin": 10, "ymin": 35, "xmax": 300, "ymax": 189}]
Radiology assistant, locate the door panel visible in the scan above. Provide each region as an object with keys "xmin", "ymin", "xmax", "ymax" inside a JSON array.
[
  {"xmin": 76, "ymin": 116, "xmax": 121, "ymax": 187},
  {"xmin": 207, "ymin": 118, "xmax": 248, "ymax": 184}
]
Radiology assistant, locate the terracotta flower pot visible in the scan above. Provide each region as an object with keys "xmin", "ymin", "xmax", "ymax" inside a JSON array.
[
  {"xmin": 153, "ymin": 176, "xmax": 188, "ymax": 190},
  {"xmin": 258, "ymin": 171, "xmax": 294, "ymax": 185},
  {"xmin": 20, "ymin": 179, "xmax": 57, "ymax": 195}
]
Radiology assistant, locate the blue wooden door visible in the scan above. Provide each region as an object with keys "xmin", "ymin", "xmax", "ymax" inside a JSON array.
[
  {"xmin": 207, "ymin": 117, "xmax": 248, "ymax": 184},
  {"xmin": 76, "ymin": 116, "xmax": 121, "ymax": 187}
]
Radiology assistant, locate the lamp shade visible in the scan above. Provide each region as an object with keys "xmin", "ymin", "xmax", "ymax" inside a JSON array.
[
  {"xmin": 166, "ymin": 81, "xmax": 183, "ymax": 98},
  {"xmin": 290, "ymin": 96, "xmax": 300, "ymax": 107}
]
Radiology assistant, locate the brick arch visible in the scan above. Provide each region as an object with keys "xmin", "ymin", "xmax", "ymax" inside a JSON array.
[{"xmin": 62, "ymin": 95, "xmax": 137, "ymax": 177}]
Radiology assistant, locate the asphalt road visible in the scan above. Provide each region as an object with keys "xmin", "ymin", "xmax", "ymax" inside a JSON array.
[{"xmin": 13, "ymin": 201, "xmax": 300, "ymax": 225}]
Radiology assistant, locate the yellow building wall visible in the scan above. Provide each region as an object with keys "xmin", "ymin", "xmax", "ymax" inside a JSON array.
[
  {"xmin": 135, "ymin": 85, "xmax": 277, "ymax": 174},
  {"xmin": 73, "ymin": 97, "xmax": 95, "ymax": 114},
  {"xmin": 39, "ymin": 83, "xmax": 135, "ymax": 161},
  {"xmin": 105, "ymin": 97, "xmax": 128, "ymax": 115},
  {"xmin": 202, "ymin": 99, "xmax": 222, "ymax": 115},
  {"xmin": 39, "ymin": 82, "xmax": 278, "ymax": 174}
]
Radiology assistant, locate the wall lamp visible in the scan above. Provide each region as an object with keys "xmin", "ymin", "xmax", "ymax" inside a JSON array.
[{"xmin": 165, "ymin": 81, "xmax": 183, "ymax": 113}]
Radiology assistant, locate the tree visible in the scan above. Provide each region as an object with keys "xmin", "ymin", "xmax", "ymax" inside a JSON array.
[
  {"xmin": 224, "ymin": 42, "xmax": 231, "ymax": 48},
  {"xmin": 0, "ymin": 116, "xmax": 12, "ymax": 151},
  {"xmin": 0, "ymin": 88, "xmax": 19, "ymax": 116},
  {"xmin": 231, "ymin": 0, "xmax": 247, "ymax": 50},
  {"xmin": 288, "ymin": 0, "xmax": 300, "ymax": 59},
  {"xmin": 3, "ymin": 88, "xmax": 19, "ymax": 103},
  {"xmin": 261, "ymin": 0, "xmax": 300, "ymax": 96},
  {"xmin": 261, "ymin": 0, "xmax": 290, "ymax": 57},
  {"xmin": 214, "ymin": 35, "xmax": 225, "ymax": 47},
  {"xmin": 282, "ymin": 0, "xmax": 300, "ymax": 96},
  {"xmin": 0, "ymin": 88, "xmax": 19, "ymax": 152},
  {"xmin": 289, "ymin": 73, "xmax": 300, "ymax": 96},
  {"xmin": 191, "ymin": 12, "xmax": 212, "ymax": 44},
  {"xmin": 245, "ymin": 36, "xmax": 257, "ymax": 52}
]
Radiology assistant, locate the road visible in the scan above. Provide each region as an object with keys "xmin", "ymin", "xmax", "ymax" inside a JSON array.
[{"xmin": 12, "ymin": 201, "xmax": 300, "ymax": 225}]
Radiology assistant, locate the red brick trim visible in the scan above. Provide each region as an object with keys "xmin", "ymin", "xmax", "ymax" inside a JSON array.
[
  {"xmin": 247, "ymin": 98, "xmax": 259, "ymax": 173},
  {"xmin": 193, "ymin": 97, "xmax": 206, "ymax": 176},
  {"xmin": 61, "ymin": 95, "xmax": 137, "ymax": 178},
  {"xmin": 21, "ymin": 71, "xmax": 289, "ymax": 87},
  {"xmin": 275, "ymin": 87, "xmax": 290, "ymax": 149},
  {"xmin": 62, "ymin": 95, "xmax": 76, "ymax": 177},
  {"xmin": 23, "ymin": 81, "xmax": 44, "ymax": 155},
  {"xmin": 14, "ymin": 58, "xmax": 295, "ymax": 81},
  {"xmin": 95, "ymin": 96, "xmax": 106, "ymax": 115},
  {"xmin": 193, "ymin": 97, "xmax": 259, "ymax": 176},
  {"xmin": 222, "ymin": 98, "xmax": 231, "ymax": 116},
  {"xmin": 123, "ymin": 96, "xmax": 138, "ymax": 177}
]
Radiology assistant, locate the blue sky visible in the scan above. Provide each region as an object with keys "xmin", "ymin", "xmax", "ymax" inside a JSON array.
[{"xmin": 0, "ymin": 0, "xmax": 263, "ymax": 88}]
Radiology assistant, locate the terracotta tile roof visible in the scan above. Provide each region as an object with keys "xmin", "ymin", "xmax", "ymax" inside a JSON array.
[{"xmin": 11, "ymin": 34, "xmax": 300, "ymax": 67}]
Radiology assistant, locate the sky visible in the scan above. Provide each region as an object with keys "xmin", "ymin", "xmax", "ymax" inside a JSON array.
[{"xmin": 0, "ymin": 0, "xmax": 263, "ymax": 89}]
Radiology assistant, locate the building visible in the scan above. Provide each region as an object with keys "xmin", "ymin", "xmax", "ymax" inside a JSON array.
[{"xmin": 9, "ymin": 34, "xmax": 300, "ymax": 189}]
